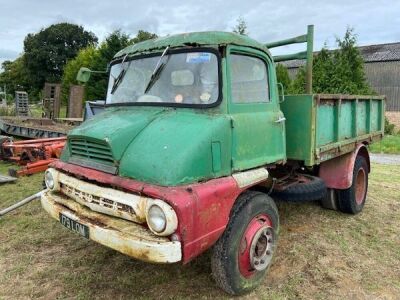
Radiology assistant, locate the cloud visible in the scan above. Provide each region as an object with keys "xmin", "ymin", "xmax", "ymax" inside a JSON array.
[{"xmin": 0, "ymin": 0, "xmax": 399, "ymax": 62}]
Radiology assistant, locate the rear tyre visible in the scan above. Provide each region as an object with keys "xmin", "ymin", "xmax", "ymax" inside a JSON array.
[
  {"xmin": 272, "ymin": 174, "xmax": 326, "ymax": 202},
  {"xmin": 320, "ymin": 188, "xmax": 339, "ymax": 211},
  {"xmin": 211, "ymin": 191, "xmax": 279, "ymax": 295},
  {"xmin": 337, "ymin": 155, "xmax": 368, "ymax": 214}
]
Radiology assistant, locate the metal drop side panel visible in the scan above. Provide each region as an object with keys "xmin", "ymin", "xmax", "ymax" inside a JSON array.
[{"xmin": 281, "ymin": 94, "xmax": 385, "ymax": 166}]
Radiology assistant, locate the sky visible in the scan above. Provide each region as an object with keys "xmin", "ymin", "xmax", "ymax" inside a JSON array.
[{"xmin": 1, "ymin": 0, "xmax": 400, "ymax": 68}]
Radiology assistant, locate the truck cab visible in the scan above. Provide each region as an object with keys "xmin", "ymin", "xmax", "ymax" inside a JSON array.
[
  {"xmin": 67, "ymin": 32, "xmax": 286, "ymax": 185},
  {"xmin": 41, "ymin": 29, "xmax": 384, "ymax": 295}
]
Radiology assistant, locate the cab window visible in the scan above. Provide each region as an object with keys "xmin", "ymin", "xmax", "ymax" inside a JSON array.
[{"xmin": 230, "ymin": 54, "xmax": 269, "ymax": 103}]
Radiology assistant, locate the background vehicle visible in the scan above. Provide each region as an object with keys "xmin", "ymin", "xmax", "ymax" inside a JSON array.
[{"xmin": 41, "ymin": 25, "xmax": 384, "ymax": 295}]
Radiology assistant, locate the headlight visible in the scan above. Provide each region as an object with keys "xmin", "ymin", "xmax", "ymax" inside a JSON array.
[
  {"xmin": 147, "ymin": 205, "xmax": 166, "ymax": 232},
  {"xmin": 44, "ymin": 168, "xmax": 59, "ymax": 191},
  {"xmin": 146, "ymin": 200, "xmax": 178, "ymax": 236},
  {"xmin": 45, "ymin": 169, "xmax": 55, "ymax": 189}
]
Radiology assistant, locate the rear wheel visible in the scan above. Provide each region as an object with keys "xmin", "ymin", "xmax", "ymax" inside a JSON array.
[
  {"xmin": 320, "ymin": 188, "xmax": 339, "ymax": 211},
  {"xmin": 337, "ymin": 155, "xmax": 368, "ymax": 214},
  {"xmin": 211, "ymin": 191, "xmax": 279, "ymax": 295}
]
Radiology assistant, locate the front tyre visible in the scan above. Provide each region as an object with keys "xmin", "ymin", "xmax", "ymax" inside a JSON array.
[{"xmin": 211, "ymin": 191, "xmax": 279, "ymax": 295}]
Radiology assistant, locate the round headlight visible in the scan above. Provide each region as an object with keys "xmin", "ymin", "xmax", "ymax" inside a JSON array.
[
  {"xmin": 147, "ymin": 205, "xmax": 166, "ymax": 233},
  {"xmin": 45, "ymin": 170, "xmax": 55, "ymax": 190}
]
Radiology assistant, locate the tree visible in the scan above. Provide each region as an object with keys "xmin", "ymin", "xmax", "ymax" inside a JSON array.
[
  {"xmin": 233, "ymin": 16, "xmax": 248, "ymax": 35},
  {"xmin": 287, "ymin": 28, "xmax": 372, "ymax": 95},
  {"xmin": 131, "ymin": 30, "xmax": 158, "ymax": 44},
  {"xmin": 87, "ymin": 30, "xmax": 132, "ymax": 101},
  {"xmin": 276, "ymin": 64, "xmax": 291, "ymax": 91},
  {"xmin": 23, "ymin": 23, "xmax": 98, "ymax": 94},
  {"xmin": 0, "ymin": 55, "xmax": 30, "ymax": 96},
  {"xmin": 61, "ymin": 46, "xmax": 100, "ymax": 104}
]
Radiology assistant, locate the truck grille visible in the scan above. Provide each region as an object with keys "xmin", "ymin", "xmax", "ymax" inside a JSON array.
[
  {"xmin": 68, "ymin": 138, "xmax": 117, "ymax": 174},
  {"xmin": 51, "ymin": 169, "xmax": 150, "ymax": 223},
  {"xmin": 60, "ymin": 182, "xmax": 137, "ymax": 219}
]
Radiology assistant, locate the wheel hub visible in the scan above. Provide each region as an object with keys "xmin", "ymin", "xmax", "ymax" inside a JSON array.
[
  {"xmin": 250, "ymin": 227, "xmax": 274, "ymax": 271},
  {"xmin": 238, "ymin": 214, "xmax": 275, "ymax": 278},
  {"xmin": 355, "ymin": 168, "xmax": 366, "ymax": 205}
]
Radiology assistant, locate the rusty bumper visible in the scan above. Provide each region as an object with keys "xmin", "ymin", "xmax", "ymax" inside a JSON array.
[{"xmin": 41, "ymin": 191, "xmax": 182, "ymax": 263}]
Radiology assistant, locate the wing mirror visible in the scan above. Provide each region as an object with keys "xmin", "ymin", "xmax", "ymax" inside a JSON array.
[
  {"xmin": 76, "ymin": 67, "xmax": 93, "ymax": 83},
  {"xmin": 76, "ymin": 67, "xmax": 108, "ymax": 83}
]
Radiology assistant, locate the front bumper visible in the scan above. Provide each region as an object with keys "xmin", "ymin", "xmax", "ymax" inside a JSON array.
[{"xmin": 41, "ymin": 190, "xmax": 182, "ymax": 263}]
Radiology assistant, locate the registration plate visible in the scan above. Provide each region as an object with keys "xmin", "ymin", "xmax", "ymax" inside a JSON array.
[{"xmin": 59, "ymin": 213, "xmax": 89, "ymax": 239}]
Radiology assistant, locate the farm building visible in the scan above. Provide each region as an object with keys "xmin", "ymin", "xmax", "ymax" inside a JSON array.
[{"xmin": 284, "ymin": 42, "xmax": 400, "ymax": 111}]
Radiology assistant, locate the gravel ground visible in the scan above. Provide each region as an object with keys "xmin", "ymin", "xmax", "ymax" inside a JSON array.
[{"xmin": 370, "ymin": 153, "xmax": 400, "ymax": 165}]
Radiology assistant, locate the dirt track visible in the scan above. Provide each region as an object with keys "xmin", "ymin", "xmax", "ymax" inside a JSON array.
[{"xmin": 370, "ymin": 153, "xmax": 400, "ymax": 165}]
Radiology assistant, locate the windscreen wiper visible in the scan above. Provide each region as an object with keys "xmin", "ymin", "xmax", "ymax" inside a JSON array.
[
  {"xmin": 111, "ymin": 54, "xmax": 129, "ymax": 94},
  {"xmin": 144, "ymin": 46, "xmax": 170, "ymax": 94}
]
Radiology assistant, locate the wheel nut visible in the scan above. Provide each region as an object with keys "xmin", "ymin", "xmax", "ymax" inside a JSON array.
[
  {"xmin": 266, "ymin": 250, "xmax": 271, "ymax": 255},
  {"xmin": 260, "ymin": 260, "xmax": 265, "ymax": 264},
  {"xmin": 255, "ymin": 261, "xmax": 259, "ymax": 265},
  {"xmin": 268, "ymin": 239, "xmax": 272, "ymax": 243}
]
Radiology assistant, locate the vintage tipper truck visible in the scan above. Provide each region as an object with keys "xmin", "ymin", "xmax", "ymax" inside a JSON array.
[{"xmin": 40, "ymin": 25, "xmax": 385, "ymax": 294}]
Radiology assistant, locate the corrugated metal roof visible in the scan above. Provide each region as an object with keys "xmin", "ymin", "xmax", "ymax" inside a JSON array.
[
  {"xmin": 358, "ymin": 42, "xmax": 400, "ymax": 62},
  {"xmin": 281, "ymin": 42, "xmax": 400, "ymax": 68}
]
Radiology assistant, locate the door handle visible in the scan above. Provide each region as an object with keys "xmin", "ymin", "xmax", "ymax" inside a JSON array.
[{"xmin": 275, "ymin": 117, "xmax": 286, "ymax": 123}]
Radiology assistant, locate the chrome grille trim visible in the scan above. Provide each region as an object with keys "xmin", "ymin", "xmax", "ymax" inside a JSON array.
[{"xmin": 54, "ymin": 170, "xmax": 151, "ymax": 223}]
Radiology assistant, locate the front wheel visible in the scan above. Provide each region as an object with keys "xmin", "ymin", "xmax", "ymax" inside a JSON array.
[{"xmin": 211, "ymin": 191, "xmax": 279, "ymax": 295}]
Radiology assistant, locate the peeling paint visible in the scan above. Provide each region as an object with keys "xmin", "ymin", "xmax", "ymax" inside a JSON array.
[{"xmin": 41, "ymin": 191, "xmax": 182, "ymax": 263}]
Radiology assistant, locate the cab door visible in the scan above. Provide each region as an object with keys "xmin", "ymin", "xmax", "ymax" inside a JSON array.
[{"xmin": 227, "ymin": 45, "xmax": 286, "ymax": 171}]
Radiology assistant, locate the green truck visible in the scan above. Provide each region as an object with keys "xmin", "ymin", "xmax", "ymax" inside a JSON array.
[{"xmin": 41, "ymin": 25, "xmax": 384, "ymax": 295}]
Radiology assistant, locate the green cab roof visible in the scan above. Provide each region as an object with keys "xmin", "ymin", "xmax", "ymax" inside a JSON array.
[{"xmin": 114, "ymin": 31, "xmax": 271, "ymax": 58}]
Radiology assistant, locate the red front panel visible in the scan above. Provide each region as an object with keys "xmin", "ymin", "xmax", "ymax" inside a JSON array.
[{"xmin": 51, "ymin": 161, "xmax": 242, "ymax": 263}]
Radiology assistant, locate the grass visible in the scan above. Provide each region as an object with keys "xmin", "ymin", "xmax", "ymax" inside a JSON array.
[
  {"xmin": 369, "ymin": 134, "xmax": 400, "ymax": 154},
  {"xmin": 1, "ymin": 162, "xmax": 399, "ymax": 299},
  {"xmin": 0, "ymin": 104, "xmax": 67, "ymax": 118}
]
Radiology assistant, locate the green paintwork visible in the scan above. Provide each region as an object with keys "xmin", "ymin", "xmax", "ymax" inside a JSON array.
[
  {"xmin": 114, "ymin": 31, "xmax": 271, "ymax": 59},
  {"xmin": 266, "ymin": 25, "xmax": 313, "ymax": 93},
  {"xmin": 281, "ymin": 94, "xmax": 385, "ymax": 166},
  {"xmin": 226, "ymin": 45, "xmax": 286, "ymax": 170},
  {"xmin": 63, "ymin": 105, "xmax": 233, "ymax": 186},
  {"xmin": 62, "ymin": 29, "xmax": 384, "ymax": 187},
  {"xmin": 76, "ymin": 67, "xmax": 92, "ymax": 83}
]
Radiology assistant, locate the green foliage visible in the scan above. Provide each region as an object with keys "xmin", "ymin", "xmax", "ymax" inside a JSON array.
[
  {"xmin": 0, "ymin": 56, "xmax": 30, "ymax": 96},
  {"xmin": 276, "ymin": 64, "xmax": 291, "ymax": 91},
  {"xmin": 88, "ymin": 30, "xmax": 131, "ymax": 101},
  {"xmin": 233, "ymin": 16, "xmax": 248, "ymax": 35},
  {"xmin": 283, "ymin": 28, "xmax": 373, "ymax": 95},
  {"xmin": 23, "ymin": 23, "xmax": 98, "ymax": 95},
  {"xmin": 384, "ymin": 117, "xmax": 396, "ymax": 135},
  {"xmin": 131, "ymin": 30, "xmax": 158, "ymax": 44},
  {"xmin": 0, "ymin": 106, "xmax": 16, "ymax": 116},
  {"xmin": 61, "ymin": 46, "xmax": 100, "ymax": 104},
  {"xmin": 61, "ymin": 30, "xmax": 158, "ymax": 103},
  {"xmin": 369, "ymin": 134, "xmax": 400, "ymax": 154}
]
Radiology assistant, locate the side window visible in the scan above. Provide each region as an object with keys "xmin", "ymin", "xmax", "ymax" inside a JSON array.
[{"xmin": 230, "ymin": 54, "xmax": 269, "ymax": 103}]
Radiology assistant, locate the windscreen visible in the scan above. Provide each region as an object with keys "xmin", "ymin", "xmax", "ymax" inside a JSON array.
[{"xmin": 106, "ymin": 51, "xmax": 219, "ymax": 105}]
